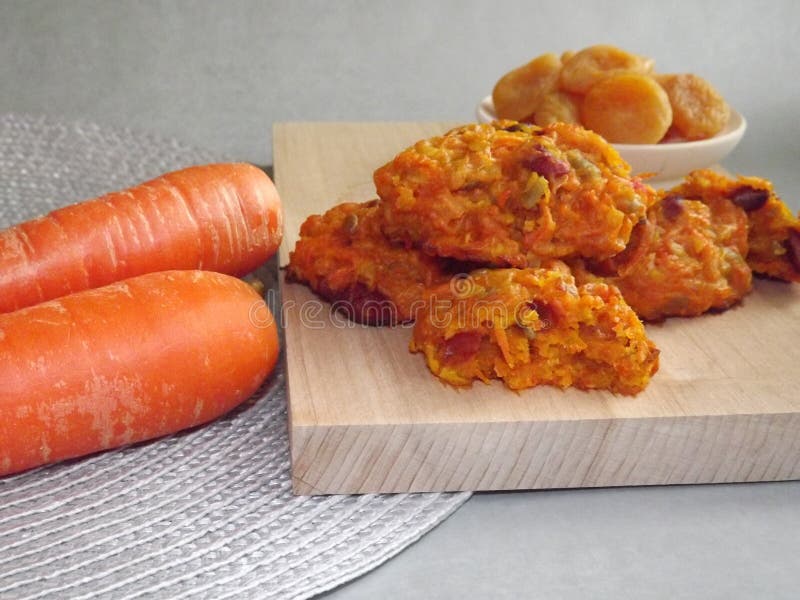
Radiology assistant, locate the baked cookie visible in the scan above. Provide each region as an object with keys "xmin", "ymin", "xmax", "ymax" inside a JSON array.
[
  {"xmin": 374, "ymin": 121, "xmax": 654, "ymax": 268},
  {"xmin": 411, "ymin": 266, "xmax": 659, "ymax": 395},
  {"xmin": 286, "ymin": 200, "xmax": 461, "ymax": 325}
]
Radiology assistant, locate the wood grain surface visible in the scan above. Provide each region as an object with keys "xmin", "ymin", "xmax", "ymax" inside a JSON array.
[{"xmin": 274, "ymin": 122, "xmax": 800, "ymax": 495}]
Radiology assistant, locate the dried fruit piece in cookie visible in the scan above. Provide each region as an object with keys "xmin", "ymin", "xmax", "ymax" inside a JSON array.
[
  {"xmin": 411, "ymin": 266, "xmax": 659, "ymax": 395},
  {"xmin": 560, "ymin": 44, "xmax": 654, "ymax": 94},
  {"xmin": 581, "ymin": 72, "xmax": 673, "ymax": 144},
  {"xmin": 572, "ymin": 191, "xmax": 753, "ymax": 321},
  {"xmin": 656, "ymin": 74, "xmax": 730, "ymax": 140},
  {"xmin": 374, "ymin": 121, "xmax": 654, "ymax": 268},
  {"xmin": 492, "ymin": 53, "xmax": 562, "ymax": 121},
  {"xmin": 665, "ymin": 169, "xmax": 800, "ymax": 281},
  {"xmin": 286, "ymin": 200, "xmax": 457, "ymax": 325}
]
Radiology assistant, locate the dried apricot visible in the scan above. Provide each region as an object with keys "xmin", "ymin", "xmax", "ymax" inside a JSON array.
[
  {"xmin": 640, "ymin": 56, "xmax": 656, "ymax": 74},
  {"xmin": 581, "ymin": 72, "xmax": 672, "ymax": 144},
  {"xmin": 531, "ymin": 91, "xmax": 581, "ymax": 126},
  {"xmin": 656, "ymin": 73, "xmax": 730, "ymax": 140},
  {"xmin": 492, "ymin": 53, "xmax": 562, "ymax": 121},
  {"xmin": 560, "ymin": 44, "xmax": 652, "ymax": 94}
]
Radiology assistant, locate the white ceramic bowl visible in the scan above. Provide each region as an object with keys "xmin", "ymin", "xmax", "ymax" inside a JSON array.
[{"xmin": 476, "ymin": 95, "xmax": 746, "ymax": 184}]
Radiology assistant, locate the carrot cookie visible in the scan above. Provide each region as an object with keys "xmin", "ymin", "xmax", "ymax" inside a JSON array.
[
  {"xmin": 374, "ymin": 121, "xmax": 654, "ymax": 268},
  {"xmin": 665, "ymin": 169, "xmax": 800, "ymax": 282},
  {"xmin": 411, "ymin": 266, "xmax": 659, "ymax": 395},
  {"xmin": 572, "ymin": 191, "xmax": 753, "ymax": 321},
  {"xmin": 286, "ymin": 200, "xmax": 461, "ymax": 325}
]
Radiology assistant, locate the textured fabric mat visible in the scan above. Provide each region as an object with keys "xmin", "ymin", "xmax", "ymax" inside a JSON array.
[{"xmin": 0, "ymin": 113, "xmax": 470, "ymax": 599}]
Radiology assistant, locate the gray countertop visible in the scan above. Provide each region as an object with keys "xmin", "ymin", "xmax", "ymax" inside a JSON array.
[{"xmin": 2, "ymin": 1, "xmax": 799, "ymax": 598}]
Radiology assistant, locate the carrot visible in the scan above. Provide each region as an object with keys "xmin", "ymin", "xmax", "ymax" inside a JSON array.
[
  {"xmin": 0, "ymin": 163, "xmax": 283, "ymax": 313},
  {"xmin": 0, "ymin": 270, "xmax": 279, "ymax": 477}
]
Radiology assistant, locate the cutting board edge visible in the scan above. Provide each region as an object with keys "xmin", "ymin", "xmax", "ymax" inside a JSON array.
[{"xmin": 290, "ymin": 411, "xmax": 800, "ymax": 495}]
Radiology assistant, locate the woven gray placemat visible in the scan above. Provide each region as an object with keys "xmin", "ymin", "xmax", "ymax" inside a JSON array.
[{"xmin": 0, "ymin": 113, "xmax": 470, "ymax": 599}]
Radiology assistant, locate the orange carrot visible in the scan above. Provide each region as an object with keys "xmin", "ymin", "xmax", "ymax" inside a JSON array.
[
  {"xmin": 0, "ymin": 163, "xmax": 283, "ymax": 313},
  {"xmin": 0, "ymin": 270, "xmax": 279, "ymax": 477}
]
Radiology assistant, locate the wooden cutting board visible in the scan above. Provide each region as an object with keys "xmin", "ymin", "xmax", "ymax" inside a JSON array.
[{"xmin": 274, "ymin": 122, "xmax": 800, "ymax": 496}]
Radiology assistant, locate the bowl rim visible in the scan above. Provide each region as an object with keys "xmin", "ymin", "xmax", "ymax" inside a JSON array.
[{"xmin": 476, "ymin": 94, "xmax": 747, "ymax": 151}]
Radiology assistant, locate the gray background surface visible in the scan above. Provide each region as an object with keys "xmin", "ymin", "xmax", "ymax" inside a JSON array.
[{"xmin": 2, "ymin": 1, "xmax": 799, "ymax": 598}]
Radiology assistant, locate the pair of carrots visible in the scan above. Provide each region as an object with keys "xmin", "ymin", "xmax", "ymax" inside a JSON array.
[{"xmin": 0, "ymin": 163, "xmax": 283, "ymax": 477}]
